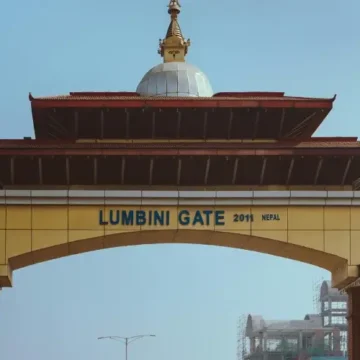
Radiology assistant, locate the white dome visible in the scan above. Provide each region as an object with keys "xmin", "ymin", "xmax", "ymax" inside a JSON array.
[{"xmin": 136, "ymin": 62, "xmax": 213, "ymax": 97}]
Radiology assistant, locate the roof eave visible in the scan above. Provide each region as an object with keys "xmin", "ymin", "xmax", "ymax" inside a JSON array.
[
  {"xmin": 0, "ymin": 147, "xmax": 359, "ymax": 157},
  {"xmin": 29, "ymin": 98, "xmax": 335, "ymax": 110}
]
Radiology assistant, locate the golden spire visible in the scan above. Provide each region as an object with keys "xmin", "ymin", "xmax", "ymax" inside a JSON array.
[{"xmin": 158, "ymin": 0, "xmax": 190, "ymax": 63}]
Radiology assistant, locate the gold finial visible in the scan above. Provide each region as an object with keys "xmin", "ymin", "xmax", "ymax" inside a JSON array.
[
  {"xmin": 158, "ymin": 0, "xmax": 190, "ymax": 63},
  {"xmin": 168, "ymin": 0, "xmax": 181, "ymax": 15}
]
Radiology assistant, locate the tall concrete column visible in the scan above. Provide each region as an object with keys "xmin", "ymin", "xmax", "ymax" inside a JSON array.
[
  {"xmin": 347, "ymin": 286, "xmax": 360, "ymax": 360},
  {"xmin": 259, "ymin": 333, "xmax": 264, "ymax": 351},
  {"xmin": 332, "ymin": 328, "xmax": 340, "ymax": 352},
  {"xmin": 313, "ymin": 329, "xmax": 323, "ymax": 349},
  {"xmin": 263, "ymin": 332, "xmax": 268, "ymax": 360},
  {"xmin": 250, "ymin": 337, "xmax": 255, "ymax": 353}
]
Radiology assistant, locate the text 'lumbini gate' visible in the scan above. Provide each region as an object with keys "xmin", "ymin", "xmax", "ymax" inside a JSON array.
[{"xmin": 1, "ymin": 1, "xmax": 360, "ymax": 358}]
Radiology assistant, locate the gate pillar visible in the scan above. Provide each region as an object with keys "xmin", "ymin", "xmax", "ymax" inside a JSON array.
[{"xmin": 347, "ymin": 286, "xmax": 360, "ymax": 360}]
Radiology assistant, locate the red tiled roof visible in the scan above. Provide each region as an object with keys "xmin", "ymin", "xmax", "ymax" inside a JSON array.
[{"xmin": 29, "ymin": 92, "xmax": 336, "ymax": 102}]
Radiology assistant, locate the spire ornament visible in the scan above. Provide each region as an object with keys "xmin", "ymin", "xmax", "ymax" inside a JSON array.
[{"xmin": 158, "ymin": 0, "xmax": 190, "ymax": 62}]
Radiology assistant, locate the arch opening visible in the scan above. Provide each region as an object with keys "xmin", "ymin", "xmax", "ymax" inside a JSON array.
[{"xmin": 3, "ymin": 230, "xmax": 348, "ymax": 288}]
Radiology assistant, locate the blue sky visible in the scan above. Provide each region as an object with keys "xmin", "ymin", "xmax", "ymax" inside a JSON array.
[{"xmin": 0, "ymin": 0, "xmax": 359, "ymax": 359}]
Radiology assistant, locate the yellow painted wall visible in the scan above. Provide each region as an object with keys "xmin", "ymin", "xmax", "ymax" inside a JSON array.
[{"xmin": 0, "ymin": 205, "xmax": 359, "ymax": 288}]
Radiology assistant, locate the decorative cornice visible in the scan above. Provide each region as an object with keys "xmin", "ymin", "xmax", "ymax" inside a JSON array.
[{"xmin": 0, "ymin": 190, "xmax": 360, "ymax": 206}]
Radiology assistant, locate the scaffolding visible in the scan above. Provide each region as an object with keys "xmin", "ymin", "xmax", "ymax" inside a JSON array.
[
  {"xmin": 237, "ymin": 315, "xmax": 247, "ymax": 360},
  {"xmin": 312, "ymin": 276, "xmax": 324, "ymax": 314}
]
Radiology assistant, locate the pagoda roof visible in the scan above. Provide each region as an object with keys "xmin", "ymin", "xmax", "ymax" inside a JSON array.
[
  {"xmin": 29, "ymin": 92, "xmax": 336, "ymax": 140},
  {"xmin": 0, "ymin": 138, "xmax": 359, "ymax": 188}
]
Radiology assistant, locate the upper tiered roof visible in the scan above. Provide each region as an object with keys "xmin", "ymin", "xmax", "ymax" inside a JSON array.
[
  {"xmin": 29, "ymin": 91, "xmax": 335, "ymax": 140},
  {"xmin": 27, "ymin": 0, "xmax": 336, "ymax": 141}
]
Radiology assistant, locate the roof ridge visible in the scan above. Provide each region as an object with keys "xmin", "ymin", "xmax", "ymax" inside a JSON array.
[{"xmin": 30, "ymin": 95, "xmax": 336, "ymax": 101}]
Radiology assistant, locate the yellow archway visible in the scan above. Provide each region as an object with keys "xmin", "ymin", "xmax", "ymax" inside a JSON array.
[
  {"xmin": 1, "ymin": 190, "xmax": 359, "ymax": 289},
  {"xmin": 0, "ymin": 229, "xmax": 354, "ymax": 290}
]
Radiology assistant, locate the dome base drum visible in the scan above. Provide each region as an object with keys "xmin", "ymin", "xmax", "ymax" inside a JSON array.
[{"xmin": 136, "ymin": 62, "xmax": 213, "ymax": 98}]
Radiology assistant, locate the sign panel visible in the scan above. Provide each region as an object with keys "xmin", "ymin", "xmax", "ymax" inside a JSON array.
[{"xmin": 99, "ymin": 209, "xmax": 281, "ymax": 227}]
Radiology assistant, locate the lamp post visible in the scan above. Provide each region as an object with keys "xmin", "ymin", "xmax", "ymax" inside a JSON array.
[{"xmin": 98, "ymin": 334, "xmax": 156, "ymax": 360}]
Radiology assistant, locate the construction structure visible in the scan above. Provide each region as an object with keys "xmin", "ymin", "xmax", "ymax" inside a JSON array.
[{"xmin": 237, "ymin": 280, "xmax": 348, "ymax": 360}]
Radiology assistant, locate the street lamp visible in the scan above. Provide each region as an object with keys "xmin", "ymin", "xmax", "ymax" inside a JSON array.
[{"xmin": 98, "ymin": 334, "xmax": 156, "ymax": 360}]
